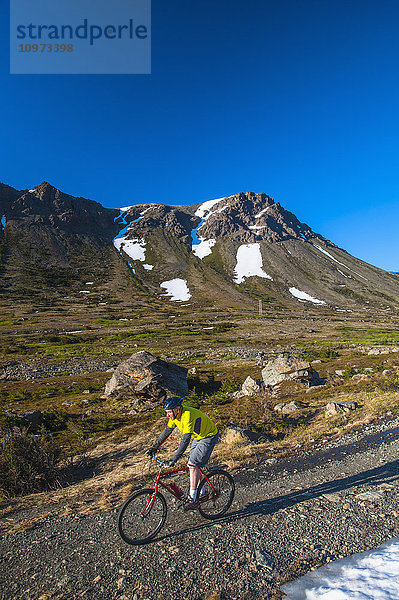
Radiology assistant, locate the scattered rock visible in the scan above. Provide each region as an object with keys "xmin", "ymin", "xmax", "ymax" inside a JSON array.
[
  {"xmin": 368, "ymin": 347, "xmax": 390, "ymax": 356},
  {"xmin": 242, "ymin": 376, "xmax": 264, "ymax": 395},
  {"xmin": 274, "ymin": 401, "xmax": 305, "ymax": 415},
  {"xmin": 382, "ymin": 369, "xmax": 393, "ymax": 377},
  {"xmin": 322, "ymin": 493, "xmax": 342, "ymax": 503},
  {"xmin": 281, "ymin": 401, "xmax": 303, "ymax": 415},
  {"xmin": 103, "ymin": 351, "xmax": 188, "ymax": 405},
  {"xmin": 233, "ymin": 376, "xmax": 264, "ymax": 398},
  {"xmin": 306, "ymin": 384, "xmax": 326, "ymax": 393},
  {"xmin": 325, "ymin": 401, "xmax": 357, "ymax": 417},
  {"xmin": 226, "ymin": 425, "xmax": 270, "ymax": 444},
  {"xmin": 255, "ymin": 550, "xmax": 274, "ymax": 570},
  {"xmin": 355, "ymin": 491, "xmax": 386, "ymax": 502}
]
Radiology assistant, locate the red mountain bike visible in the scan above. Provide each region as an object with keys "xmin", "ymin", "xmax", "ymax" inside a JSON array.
[{"xmin": 118, "ymin": 455, "xmax": 235, "ymax": 545}]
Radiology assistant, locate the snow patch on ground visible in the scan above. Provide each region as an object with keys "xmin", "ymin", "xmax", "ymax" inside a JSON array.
[
  {"xmin": 289, "ymin": 287, "xmax": 325, "ymax": 305},
  {"xmin": 160, "ymin": 279, "xmax": 191, "ymax": 302},
  {"xmin": 234, "ymin": 243, "xmax": 273, "ymax": 284},
  {"xmin": 282, "ymin": 537, "xmax": 399, "ymax": 600},
  {"xmin": 143, "ymin": 264, "xmax": 154, "ymax": 271}
]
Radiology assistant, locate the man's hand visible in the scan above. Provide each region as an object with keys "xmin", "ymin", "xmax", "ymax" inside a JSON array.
[
  {"xmin": 146, "ymin": 446, "xmax": 157, "ymax": 457},
  {"xmin": 164, "ymin": 459, "xmax": 176, "ymax": 467}
]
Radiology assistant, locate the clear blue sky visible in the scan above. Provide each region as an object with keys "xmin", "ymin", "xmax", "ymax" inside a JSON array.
[{"xmin": 1, "ymin": 0, "xmax": 399, "ymax": 271}]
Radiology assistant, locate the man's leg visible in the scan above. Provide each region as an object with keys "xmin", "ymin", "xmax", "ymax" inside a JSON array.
[
  {"xmin": 187, "ymin": 434, "xmax": 218, "ymax": 502},
  {"xmin": 188, "ymin": 462, "xmax": 201, "ymax": 501}
]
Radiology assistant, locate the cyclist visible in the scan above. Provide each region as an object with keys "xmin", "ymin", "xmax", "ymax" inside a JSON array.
[{"xmin": 147, "ymin": 396, "xmax": 219, "ymax": 509}]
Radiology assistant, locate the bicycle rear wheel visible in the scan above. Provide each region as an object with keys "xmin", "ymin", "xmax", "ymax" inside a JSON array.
[
  {"xmin": 118, "ymin": 488, "xmax": 167, "ymax": 545},
  {"xmin": 197, "ymin": 470, "xmax": 235, "ymax": 519}
]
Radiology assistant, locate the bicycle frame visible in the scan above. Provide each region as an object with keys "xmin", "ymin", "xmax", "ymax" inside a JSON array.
[{"xmin": 143, "ymin": 456, "xmax": 217, "ymax": 513}]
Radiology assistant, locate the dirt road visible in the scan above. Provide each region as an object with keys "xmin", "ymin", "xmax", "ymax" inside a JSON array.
[{"xmin": 1, "ymin": 418, "xmax": 399, "ymax": 600}]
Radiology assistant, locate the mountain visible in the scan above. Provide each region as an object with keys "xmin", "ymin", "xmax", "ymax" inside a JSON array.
[
  {"xmin": 1, "ymin": 182, "xmax": 398, "ymax": 312},
  {"xmin": 0, "ymin": 182, "xmax": 122, "ymax": 297}
]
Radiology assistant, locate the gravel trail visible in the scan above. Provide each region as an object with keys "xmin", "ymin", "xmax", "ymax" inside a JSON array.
[{"xmin": 1, "ymin": 418, "xmax": 399, "ymax": 600}]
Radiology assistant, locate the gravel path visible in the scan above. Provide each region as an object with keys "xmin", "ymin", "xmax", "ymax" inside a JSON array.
[{"xmin": 1, "ymin": 418, "xmax": 399, "ymax": 600}]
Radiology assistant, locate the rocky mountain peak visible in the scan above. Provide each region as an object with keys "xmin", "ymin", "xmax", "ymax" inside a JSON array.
[{"xmin": 194, "ymin": 191, "xmax": 321, "ymax": 245}]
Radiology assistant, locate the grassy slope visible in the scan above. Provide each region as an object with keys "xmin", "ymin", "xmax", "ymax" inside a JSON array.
[{"xmin": 1, "ymin": 287, "xmax": 399, "ymax": 522}]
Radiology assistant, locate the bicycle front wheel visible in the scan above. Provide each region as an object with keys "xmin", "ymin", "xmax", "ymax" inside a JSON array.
[
  {"xmin": 118, "ymin": 488, "xmax": 167, "ymax": 545},
  {"xmin": 197, "ymin": 470, "xmax": 235, "ymax": 519}
]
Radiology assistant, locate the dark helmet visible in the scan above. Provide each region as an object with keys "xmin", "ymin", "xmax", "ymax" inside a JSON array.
[{"xmin": 163, "ymin": 396, "xmax": 183, "ymax": 410}]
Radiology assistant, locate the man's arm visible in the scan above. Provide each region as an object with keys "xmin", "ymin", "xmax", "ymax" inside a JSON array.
[
  {"xmin": 147, "ymin": 426, "xmax": 174, "ymax": 455},
  {"xmin": 170, "ymin": 433, "xmax": 192, "ymax": 463},
  {"xmin": 155, "ymin": 425, "xmax": 174, "ymax": 448}
]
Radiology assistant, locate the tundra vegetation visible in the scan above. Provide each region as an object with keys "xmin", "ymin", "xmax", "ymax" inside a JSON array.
[{"xmin": 1, "ymin": 293, "xmax": 399, "ymax": 527}]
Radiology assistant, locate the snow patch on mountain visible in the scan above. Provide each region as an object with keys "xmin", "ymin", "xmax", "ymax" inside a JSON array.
[
  {"xmin": 234, "ymin": 243, "xmax": 273, "ymax": 284},
  {"xmin": 116, "ymin": 238, "xmax": 146, "ymax": 261},
  {"xmin": 191, "ymin": 197, "xmax": 227, "ymax": 259},
  {"xmin": 193, "ymin": 238, "xmax": 216, "ymax": 259},
  {"xmin": 160, "ymin": 279, "xmax": 191, "ymax": 302},
  {"xmin": 195, "ymin": 197, "xmax": 225, "ymax": 219},
  {"xmin": 313, "ymin": 244, "xmax": 367, "ymax": 281},
  {"xmin": 113, "ymin": 208, "xmax": 153, "ymax": 267},
  {"xmin": 255, "ymin": 207, "xmax": 271, "ymax": 219},
  {"xmin": 289, "ymin": 287, "xmax": 325, "ymax": 305}
]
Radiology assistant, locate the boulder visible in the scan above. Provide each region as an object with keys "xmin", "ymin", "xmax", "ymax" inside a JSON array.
[
  {"xmin": 273, "ymin": 401, "xmax": 304, "ymax": 415},
  {"xmin": 104, "ymin": 351, "xmax": 188, "ymax": 404},
  {"xmin": 325, "ymin": 400, "xmax": 357, "ymax": 418},
  {"xmin": 226, "ymin": 425, "xmax": 270, "ymax": 444},
  {"xmin": 241, "ymin": 376, "xmax": 264, "ymax": 396},
  {"xmin": 281, "ymin": 401, "xmax": 303, "ymax": 415},
  {"xmin": 232, "ymin": 376, "xmax": 264, "ymax": 399},
  {"xmin": 261, "ymin": 353, "xmax": 320, "ymax": 388}
]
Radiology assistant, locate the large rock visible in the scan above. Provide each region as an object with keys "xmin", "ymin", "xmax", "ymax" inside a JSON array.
[
  {"xmin": 104, "ymin": 351, "xmax": 188, "ymax": 404},
  {"xmin": 274, "ymin": 401, "xmax": 304, "ymax": 415},
  {"xmin": 261, "ymin": 353, "xmax": 319, "ymax": 388},
  {"xmin": 242, "ymin": 376, "xmax": 264, "ymax": 396},
  {"xmin": 232, "ymin": 376, "xmax": 265, "ymax": 398}
]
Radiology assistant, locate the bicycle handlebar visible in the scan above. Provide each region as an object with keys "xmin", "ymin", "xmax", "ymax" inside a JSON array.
[{"xmin": 149, "ymin": 453, "xmax": 165, "ymax": 467}]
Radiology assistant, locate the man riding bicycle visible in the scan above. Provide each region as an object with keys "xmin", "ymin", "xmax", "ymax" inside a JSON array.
[{"xmin": 147, "ymin": 397, "xmax": 219, "ymax": 509}]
